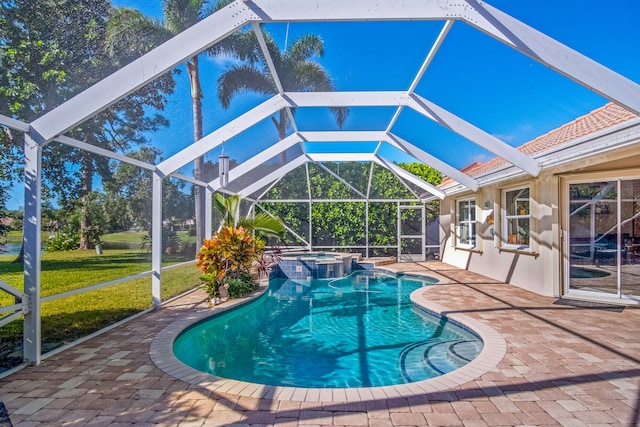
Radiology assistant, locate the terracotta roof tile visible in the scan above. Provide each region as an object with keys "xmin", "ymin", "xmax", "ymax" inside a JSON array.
[{"xmin": 440, "ymin": 103, "xmax": 638, "ymax": 186}]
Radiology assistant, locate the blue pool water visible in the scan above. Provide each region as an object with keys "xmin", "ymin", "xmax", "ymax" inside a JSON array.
[{"xmin": 173, "ymin": 270, "xmax": 483, "ymax": 388}]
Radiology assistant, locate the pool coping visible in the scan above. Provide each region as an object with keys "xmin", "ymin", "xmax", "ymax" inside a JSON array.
[{"xmin": 150, "ymin": 274, "xmax": 507, "ymax": 403}]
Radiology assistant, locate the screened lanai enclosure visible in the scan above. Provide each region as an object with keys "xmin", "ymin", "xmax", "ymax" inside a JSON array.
[
  {"xmin": 220, "ymin": 153, "xmax": 442, "ymax": 259},
  {"xmin": 1, "ymin": 0, "xmax": 639, "ymax": 372}
]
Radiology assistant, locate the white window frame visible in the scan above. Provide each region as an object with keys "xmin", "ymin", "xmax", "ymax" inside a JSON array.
[
  {"xmin": 456, "ymin": 198, "xmax": 476, "ymax": 248},
  {"xmin": 502, "ymin": 186, "xmax": 531, "ymax": 249}
]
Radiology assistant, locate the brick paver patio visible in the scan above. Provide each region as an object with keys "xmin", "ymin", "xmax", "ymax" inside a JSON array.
[{"xmin": 1, "ymin": 262, "xmax": 639, "ymax": 426}]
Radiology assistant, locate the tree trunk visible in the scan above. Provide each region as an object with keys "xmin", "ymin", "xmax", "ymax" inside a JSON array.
[
  {"xmin": 187, "ymin": 56, "xmax": 206, "ymax": 247},
  {"xmin": 277, "ymin": 109, "xmax": 287, "ymax": 164},
  {"xmin": 12, "ymin": 243, "xmax": 23, "ymax": 263},
  {"xmin": 79, "ymin": 156, "xmax": 93, "ymax": 250}
]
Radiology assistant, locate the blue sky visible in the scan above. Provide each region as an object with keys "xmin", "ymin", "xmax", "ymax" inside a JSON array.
[
  {"xmin": 5, "ymin": 1, "xmax": 640, "ymax": 210},
  {"xmin": 106, "ymin": 0, "xmax": 640, "ymax": 171}
]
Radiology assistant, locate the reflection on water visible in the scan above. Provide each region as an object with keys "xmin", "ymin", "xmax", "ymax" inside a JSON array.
[
  {"xmin": 569, "ymin": 266, "xmax": 611, "ymax": 279},
  {"xmin": 0, "ymin": 242, "xmax": 21, "ymax": 256},
  {"xmin": 0, "ymin": 242, "xmax": 45, "ymax": 255}
]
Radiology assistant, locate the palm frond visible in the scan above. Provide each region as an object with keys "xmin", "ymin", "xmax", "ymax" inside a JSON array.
[
  {"xmin": 161, "ymin": 0, "xmax": 205, "ymax": 34},
  {"xmin": 204, "ymin": 0, "xmax": 235, "ymax": 17},
  {"xmin": 287, "ymin": 34, "xmax": 325, "ymax": 62},
  {"xmin": 330, "ymin": 106, "xmax": 349, "ymax": 129},
  {"xmin": 261, "ymin": 30, "xmax": 284, "ymax": 67},
  {"xmin": 238, "ymin": 212, "xmax": 286, "ymax": 238},
  {"xmin": 213, "ymin": 192, "xmax": 238, "ymax": 227},
  {"xmin": 291, "ymin": 62, "xmax": 333, "ymax": 91},
  {"xmin": 217, "ymin": 65, "xmax": 274, "ymax": 108},
  {"xmin": 212, "ymin": 26, "xmax": 349, "ymax": 129},
  {"xmin": 214, "ymin": 194, "xmax": 285, "ymax": 238},
  {"xmin": 106, "ymin": 8, "xmax": 170, "ymax": 61},
  {"xmin": 208, "ymin": 30, "xmax": 261, "ymax": 62}
]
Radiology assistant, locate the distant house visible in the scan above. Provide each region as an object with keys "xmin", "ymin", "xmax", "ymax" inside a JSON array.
[
  {"xmin": 438, "ymin": 103, "xmax": 640, "ymax": 304},
  {"xmin": 0, "ymin": 217, "xmax": 13, "ymax": 228}
]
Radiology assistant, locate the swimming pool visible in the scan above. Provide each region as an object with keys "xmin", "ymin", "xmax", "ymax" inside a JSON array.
[{"xmin": 173, "ymin": 270, "xmax": 483, "ymax": 388}]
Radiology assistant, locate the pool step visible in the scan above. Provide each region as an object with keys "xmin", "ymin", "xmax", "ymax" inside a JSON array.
[{"xmin": 399, "ymin": 339, "xmax": 482, "ymax": 382}]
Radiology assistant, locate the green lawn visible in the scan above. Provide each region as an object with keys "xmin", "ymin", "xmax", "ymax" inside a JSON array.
[
  {"xmin": 3, "ymin": 229, "xmax": 197, "ymax": 246},
  {"xmin": 0, "ymin": 248, "xmax": 202, "ymax": 371},
  {"xmin": 4, "ymin": 230, "xmax": 30, "ymax": 244},
  {"xmin": 100, "ymin": 230, "xmax": 147, "ymax": 243}
]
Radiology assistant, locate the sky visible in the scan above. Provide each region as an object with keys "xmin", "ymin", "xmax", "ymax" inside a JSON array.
[
  {"xmin": 5, "ymin": 0, "xmax": 640, "ymax": 210},
  {"xmin": 106, "ymin": 0, "xmax": 640, "ymax": 167}
]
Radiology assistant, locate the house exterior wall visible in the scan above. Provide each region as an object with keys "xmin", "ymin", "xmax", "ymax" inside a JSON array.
[
  {"xmin": 439, "ymin": 141, "xmax": 640, "ymax": 298},
  {"xmin": 440, "ymin": 173, "xmax": 559, "ymax": 296}
]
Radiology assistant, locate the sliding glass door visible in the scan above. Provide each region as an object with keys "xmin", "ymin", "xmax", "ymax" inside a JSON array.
[
  {"xmin": 566, "ymin": 178, "xmax": 640, "ymax": 299},
  {"xmin": 620, "ymin": 180, "xmax": 640, "ymax": 297}
]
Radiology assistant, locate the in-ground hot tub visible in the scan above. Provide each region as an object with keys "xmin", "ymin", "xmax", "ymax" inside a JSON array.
[{"xmin": 273, "ymin": 251, "xmax": 354, "ymax": 279}]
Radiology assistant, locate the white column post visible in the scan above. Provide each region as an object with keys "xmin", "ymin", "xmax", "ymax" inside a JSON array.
[
  {"xmin": 365, "ymin": 200, "xmax": 369, "ymax": 258},
  {"xmin": 151, "ymin": 172, "xmax": 163, "ymax": 308},
  {"xmin": 23, "ymin": 134, "xmax": 42, "ymax": 365},
  {"xmin": 205, "ymin": 187, "xmax": 213, "ymax": 241},
  {"xmin": 397, "ymin": 202, "xmax": 401, "ymax": 260},
  {"xmin": 422, "ymin": 204, "xmax": 427, "ymax": 261}
]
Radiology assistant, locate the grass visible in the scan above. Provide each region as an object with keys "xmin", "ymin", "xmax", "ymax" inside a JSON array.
[
  {"xmin": 4, "ymin": 231, "xmax": 19, "ymax": 244},
  {"xmin": 100, "ymin": 230, "xmax": 147, "ymax": 243},
  {"xmin": 0, "ymin": 248, "xmax": 202, "ymax": 371},
  {"xmin": 4, "ymin": 230, "xmax": 28, "ymax": 244},
  {"xmin": 3, "ymin": 229, "xmax": 197, "ymax": 246}
]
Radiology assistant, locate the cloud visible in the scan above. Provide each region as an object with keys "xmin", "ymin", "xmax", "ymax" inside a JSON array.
[
  {"xmin": 492, "ymin": 133, "xmax": 515, "ymax": 143},
  {"xmin": 470, "ymin": 153, "xmax": 493, "ymax": 164},
  {"xmin": 209, "ymin": 52, "xmax": 243, "ymax": 67},
  {"xmin": 492, "ymin": 123, "xmax": 536, "ymax": 145}
]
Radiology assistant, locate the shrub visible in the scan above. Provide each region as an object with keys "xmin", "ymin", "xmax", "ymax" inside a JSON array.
[
  {"xmin": 196, "ymin": 226, "xmax": 265, "ymax": 301},
  {"xmin": 226, "ymin": 273, "xmax": 257, "ymax": 298},
  {"xmin": 45, "ymin": 232, "xmax": 80, "ymax": 251},
  {"xmin": 138, "ymin": 227, "xmax": 181, "ymax": 253},
  {"xmin": 83, "ymin": 224, "xmax": 104, "ymax": 246}
]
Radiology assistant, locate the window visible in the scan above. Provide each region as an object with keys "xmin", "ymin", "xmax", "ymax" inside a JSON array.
[
  {"xmin": 503, "ymin": 187, "xmax": 530, "ymax": 248},
  {"xmin": 456, "ymin": 199, "xmax": 476, "ymax": 247}
]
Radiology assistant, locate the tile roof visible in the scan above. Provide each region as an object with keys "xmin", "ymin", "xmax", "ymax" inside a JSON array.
[{"xmin": 440, "ymin": 102, "xmax": 639, "ymax": 186}]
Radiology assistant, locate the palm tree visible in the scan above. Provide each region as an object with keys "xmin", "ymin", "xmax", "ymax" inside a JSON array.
[
  {"xmin": 217, "ymin": 30, "xmax": 349, "ymax": 158},
  {"xmin": 106, "ymin": 0, "xmax": 233, "ymax": 248},
  {"xmin": 213, "ymin": 193, "xmax": 285, "ymax": 239}
]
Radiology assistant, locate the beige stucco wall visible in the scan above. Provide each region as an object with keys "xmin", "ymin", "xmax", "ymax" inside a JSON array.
[
  {"xmin": 439, "ymin": 140, "xmax": 640, "ymax": 297},
  {"xmin": 440, "ymin": 172, "xmax": 560, "ymax": 296}
]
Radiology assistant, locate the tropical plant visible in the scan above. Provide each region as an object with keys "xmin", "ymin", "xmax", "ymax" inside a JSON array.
[
  {"xmin": 217, "ymin": 30, "xmax": 349, "ymax": 148},
  {"xmin": 253, "ymin": 245, "xmax": 282, "ymax": 279},
  {"xmin": 214, "ymin": 193, "xmax": 285, "ymax": 239},
  {"xmin": 196, "ymin": 226, "xmax": 265, "ymax": 301}
]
